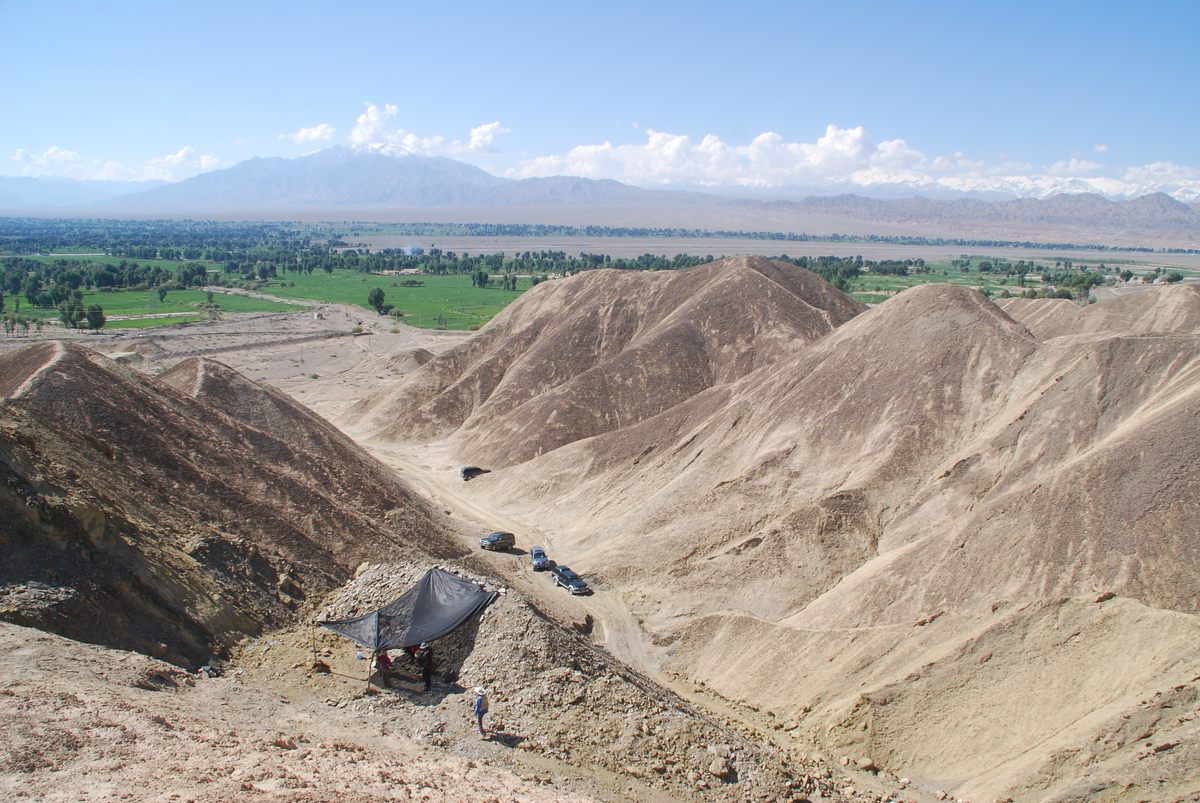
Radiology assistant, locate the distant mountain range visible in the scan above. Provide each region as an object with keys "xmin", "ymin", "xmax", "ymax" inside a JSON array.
[
  {"xmin": 2, "ymin": 147, "xmax": 1198, "ymax": 247},
  {"xmin": 112, "ymin": 148, "xmax": 691, "ymax": 211},
  {"xmin": 0, "ymin": 176, "xmax": 166, "ymax": 207}
]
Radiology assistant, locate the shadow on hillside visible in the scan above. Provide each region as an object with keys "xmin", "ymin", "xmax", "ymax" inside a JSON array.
[
  {"xmin": 368, "ymin": 610, "xmax": 486, "ymax": 707},
  {"xmin": 486, "ymin": 730, "xmax": 526, "ymax": 749}
]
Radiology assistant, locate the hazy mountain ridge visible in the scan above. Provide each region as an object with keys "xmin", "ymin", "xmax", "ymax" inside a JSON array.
[
  {"xmin": 0, "ymin": 175, "xmax": 165, "ymax": 207},
  {"xmin": 107, "ymin": 147, "xmax": 687, "ymax": 210},
  {"xmin": 755, "ymin": 190, "xmax": 1200, "ymax": 229},
  {"xmin": 4, "ymin": 149, "xmax": 1197, "ymax": 247}
]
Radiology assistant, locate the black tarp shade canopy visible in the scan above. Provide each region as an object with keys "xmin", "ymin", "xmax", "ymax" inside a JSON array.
[{"xmin": 319, "ymin": 568, "xmax": 497, "ymax": 651}]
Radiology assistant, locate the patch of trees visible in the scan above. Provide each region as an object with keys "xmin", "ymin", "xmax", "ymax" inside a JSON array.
[
  {"xmin": 2, "ymin": 219, "xmax": 1191, "ymax": 304},
  {"xmin": 2, "ymin": 314, "xmax": 42, "ymax": 337},
  {"xmin": 769, "ymin": 255, "xmax": 924, "ymax": 289},
  {"xmin": 368, "ymin": 287, "xmax": 386, "ymax": 312},
  {"xmin": 1, "ymin": 256, "xmax": 210, "ymax": 309}
]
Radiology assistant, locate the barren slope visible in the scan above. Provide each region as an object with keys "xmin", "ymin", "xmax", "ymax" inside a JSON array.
[
  {"xmin": 999, "ymin": 283, "xmax": 1200, "ymax": 341},
  {"xmin": 449, "ymin": 282, "xmax": 1199, "ymax": 798},
  {"xmin": 0, "ymin": 622, "xmax": 576, "ymax": 802},
  {"xmin": 0, "ymin": 343, "xmax": 460, "ymax": 667},
  {"xmin": 349, "ymin": 256, "xmax": 865, "ymax": 465}
]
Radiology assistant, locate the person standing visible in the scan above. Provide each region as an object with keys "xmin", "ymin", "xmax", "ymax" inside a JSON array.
[
  {"xmin": 473, "ymin": 687, "xmax": 489, "ymax": 737},
  {"xmin": 421, "ymin": 645, "xmax": 435, "ymax": 691}
]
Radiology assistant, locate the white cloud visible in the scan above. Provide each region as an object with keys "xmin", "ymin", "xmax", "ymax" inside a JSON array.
[
  {"xmin": 93, "ymin": 161, "xmax": 127, "ymax": 181},
  {"xmin": 281, "ymin": 123, "xmax": 336, "ymax": 144},
  {"xmin": 11, "ymin": 145, "xmax": 82, "ymax": 173},
  {"xmin": 1094, "ymin": 143, "xmax": 1109, "ymax": 153},
  {"xmin": 1122, "ymin": 161, "xmax": 1200, "ymax": 183},
  {"xmin": 510, "ymin": 125, "xmax": 1200, "ymax": 202},
  {"xmin": 349, "ymin": 103, "xmax": 397, "ymax": 147},
  {"xmin": 515, "ymin": 125, "xmax": 914, "ymax": 188},
  {"xmin": 139, "ymin": 146, "xmax": 220, "ymax": 181},
  {"xmin": 870, "ymin": 138, "xmax": 925, "ymax": 169},
  {"xmin": 467, "ymin": 121, "xmax": 509, "ymax": 153},
  {"xmin": 347, "ymin": 102, "xmax": 443, "ymax": 156},
  {"xmin": 9, "ymin": 144, "xmax": 220, "ymax": 182},
  {"xmin": 1047, "ymin": 158, "xmax": 1103, "ymax": 176}
]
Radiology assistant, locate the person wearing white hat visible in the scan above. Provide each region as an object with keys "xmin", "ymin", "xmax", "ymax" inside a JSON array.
[{"xmin": 473, "ymin": 686, "xmax": 489, "ymax": 737}]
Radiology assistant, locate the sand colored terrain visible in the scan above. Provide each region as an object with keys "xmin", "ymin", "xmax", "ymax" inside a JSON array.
[
  {"xmin": 0, "ymin": 334, "xmax": 866, "ymax": 800},
  {"xmin": 355, "ymin": 263, "xmax": 1200, "ymax": 799},
  {"xmin": 0, "ymin": 621, "xmax": 582, "ymax": 802},
  {"xmin": 1, "ymin": 561, "xmax": 862, "ymax": 803},
  {"xmin": 3, "ymin": 260, "xmax": 1198, "ymax": 801},
  {"xmin": 0, "ymin": 341, "xmax": 460, "ymax": 667},
  {"xmin": 999, "ymin": 283, "xmax": 1200, "ymax": 341},
  {"xmin": 351, "ymin": 256, "xmax": 865, "ymax": 465}
]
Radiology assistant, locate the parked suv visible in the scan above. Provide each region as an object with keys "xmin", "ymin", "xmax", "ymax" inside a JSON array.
[
  {"xmin": 529, "ymin": 545, "xmax": 549, "ymax": 571},
  {"xmin": 461, "ymin": 466, "xmax": 491, "ymax": 481},
  {"xmin": 550, "ymin": 565, "xmax": 589, "ymax": 595},
  {"xmin": 479, "ymin": 531, "xmax": 515, "ymax": 551}
]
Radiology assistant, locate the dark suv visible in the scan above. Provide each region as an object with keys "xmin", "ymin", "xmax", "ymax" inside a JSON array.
[
  {"xmin": 461, "ymin": 466, "xmax": 491, "ymax": 481},
  {"xmin": 479, "ymin": 531, "xmax": 515, "ymax": 551},
  {"xmin": 550, "ymin": 565, "xmax": 589, "ymax": 595}
]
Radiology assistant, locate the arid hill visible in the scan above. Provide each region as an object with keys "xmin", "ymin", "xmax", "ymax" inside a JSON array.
[
  {"xmin": 0, "ymin": 344, "xmax": 844, "ymax": 801},
  {"xmin": 350, "ymin": 256, "xmax": 865, "ymax": 465},
  {"xmin": 999, "ymin": 282, "xmax": 1200, "ymax": 340},
  {"xmin": 0, "ymin": 343, "xmax": 460, "ymax": 667},
  {"xmin": 448, "ymin": 282, "xmax": 1199, "ymax": 798}
]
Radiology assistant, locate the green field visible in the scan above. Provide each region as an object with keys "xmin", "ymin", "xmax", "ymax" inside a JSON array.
[
  {"xmin": 846, "ymin": 260, "xmax": 1040, "ymax": 304},
  {"xmin": 256, "ymin": 271, "xmax": 531, "ymax": 330},
  {"xmin": 104, "ymin": 314, "xmax": 206, "ymax": 329},
  {"xmin": 16, "ymin": 288, "xmax": 303, "ymax": 329},
  {"xmin": 21, "ymin": 253, "xmax": 220, "ymax": 273},
  {"xmin": 6, "ymin": 256, "xmax": 1135, "ymax": 333}
]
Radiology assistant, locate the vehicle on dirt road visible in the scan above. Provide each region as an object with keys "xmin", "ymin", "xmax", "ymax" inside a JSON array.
[
  {"xmin": 530, "ymin": 545, "xmax": 549, "ymax": 571},
  {"xmin": 479, "ymin": 531, "xmax": 515, "ymax": 551},
  {"xmin": 460, "ymin": 466, "xmax": 490, "ymax": 481},
  {"xmin": 550, "ymin": 565, "xmax": 589, "ymax": 595}
]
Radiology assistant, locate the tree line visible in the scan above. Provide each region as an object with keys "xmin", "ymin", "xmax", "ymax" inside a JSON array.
[{"xmin": 3, "ymin": 216, "xmax": 1195, "ymax": 256}]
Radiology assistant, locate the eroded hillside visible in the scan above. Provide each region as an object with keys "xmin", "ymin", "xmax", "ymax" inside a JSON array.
[
  {"xmin": 380, "ymin": 271, "xmax": 1199, "ymax": 799},
  {"xmin": 349, "ymin": 255, "xmax": 865, "ymax": 465},
  {"xmin": 0, "ymin": 343, "xmax": 461, "ymax": 667}
]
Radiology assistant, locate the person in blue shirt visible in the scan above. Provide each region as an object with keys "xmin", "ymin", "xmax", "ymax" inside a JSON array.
[{"xmin": 473, "ymin": 687, "xmax": 489, "ymax": 737}]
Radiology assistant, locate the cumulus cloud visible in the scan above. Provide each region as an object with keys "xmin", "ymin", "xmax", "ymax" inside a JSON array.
[
  {"xmin": 11, "ymin": 143, "xmax": 220, "ymax": 182},
  {"xmin": 348, "ymin": 106, "xmax": 511, "ymax": 158},
  {"xmin": 510, "ymin": 125, "xmax": 1200, "ymax": 201},
  {"xmin": 140, "ymin": 146, "xmax": 220, "ymax": 181},
  {"xmin": 348, "ymin": 102, "xmax": 443, "ymax": 156},
  {"xmin": 349, "ymin": 102, "xmax": 397, "ymax": 147},
  {"xmin": 516, "ymin": 125, "xmax": 892, "ymax": 188},
  {"xmin": 1123, "ymin": 160, "xmax": 1200, "ymax": 183},
  {"xmin": 281, "ymin": 123, "xmax": 336, "ymax": 144},
  {"xmin": 11, "ymin": 146, "xmax": 83, "ymax": 173},
  {"xmin": 1047, "ymin": 158, "xmax": 1103, "ymax": 176},
  {"xmin": 467, "ymin": 121, "xmax": 509, "ymax": 153},
  {"xmin": 515, "ymin": 125, "xmax": 920, "ymax": 188},
  {"xmin": 1094, "ymin": 143, "xmax": 1109, "ymax": 153}
]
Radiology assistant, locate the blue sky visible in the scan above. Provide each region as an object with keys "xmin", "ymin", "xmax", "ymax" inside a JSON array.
[{"xmin": 3, "ymin": 0, "xmax": 1198, "ymax": 199}]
